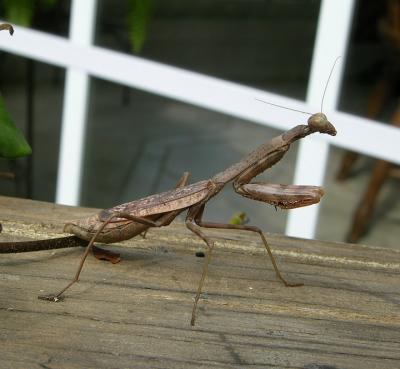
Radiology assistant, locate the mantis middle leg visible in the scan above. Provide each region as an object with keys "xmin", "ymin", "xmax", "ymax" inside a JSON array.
[{"xmin": 185, "ymin": 203, "xmax": 302, "ymax": 326}]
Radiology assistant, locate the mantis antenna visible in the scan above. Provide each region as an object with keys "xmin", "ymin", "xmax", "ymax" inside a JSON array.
[
  {"xmin": 320, "ymin": 56, "xmax": 342, "ymax": 113},
  {"xmin": 255, "ymin": 98, "xmax": 312, "ymax": 116},
  {"xmin": 256, "ymin": 56, "xmax": 342, "ymax": 116}
]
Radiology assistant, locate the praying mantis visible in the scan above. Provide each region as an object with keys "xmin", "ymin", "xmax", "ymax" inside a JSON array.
[
  {"xmin": 0, "ymin": 22, "xmax": 338, "ymax": 323},
  {"xmin": 34, "ymin": 110, "xmax": 336, "ymax": 326},
  {"xmin": 0, "ymin": 110, "xmax": 336, "ymax": 325}
]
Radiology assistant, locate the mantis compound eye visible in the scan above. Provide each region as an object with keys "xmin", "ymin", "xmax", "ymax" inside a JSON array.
[{"xmin": 308, "ymin": 113, "xmax": 337, "ymax": 136}]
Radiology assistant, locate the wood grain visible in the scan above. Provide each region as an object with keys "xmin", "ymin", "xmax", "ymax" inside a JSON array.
[{"xmin": 0, "ymin": 196, "xmax": 399, "ymax": 368}]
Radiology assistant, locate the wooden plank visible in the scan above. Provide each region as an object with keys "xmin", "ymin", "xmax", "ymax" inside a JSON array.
[{"xmin": 0, "ymin": 195, "xmax": 399, "ymax": 369}]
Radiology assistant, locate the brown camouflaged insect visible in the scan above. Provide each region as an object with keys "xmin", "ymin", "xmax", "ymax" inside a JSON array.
[
  {"xmin": 35, "ymin": 112, "xmax": 336, "ymax": 325},
  {"xmin": 0, "ymin": 36, "xmax": 339, "ymax": 324}
]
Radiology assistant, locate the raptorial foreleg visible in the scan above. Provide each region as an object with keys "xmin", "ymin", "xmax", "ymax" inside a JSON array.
[{"xmin": 234, "ymin": 182, "xmax": 324, "ymax": 209}]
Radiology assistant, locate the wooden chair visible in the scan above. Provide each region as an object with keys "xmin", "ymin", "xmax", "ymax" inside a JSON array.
[{"xmin": 337, "ymin": 0, "xmax": 400, "ymax": 243}]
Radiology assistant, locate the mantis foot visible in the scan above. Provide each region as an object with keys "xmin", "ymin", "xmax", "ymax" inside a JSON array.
[{"xmin": 38, "ymin": 294, "xmax": 64, "ymax": 302}]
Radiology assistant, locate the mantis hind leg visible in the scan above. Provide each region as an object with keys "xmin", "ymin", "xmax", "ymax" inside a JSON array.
[
  {"xmin": 38, "ymin": 172, "xmax": 191, "ymax": 302},
  {"xmin": 39, "ymin": 207, "xmax": 187, "ymax": 302}
]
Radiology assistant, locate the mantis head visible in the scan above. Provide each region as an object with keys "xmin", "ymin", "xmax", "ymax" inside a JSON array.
[{"xmin": 307, "ymin": 113, "xmax": 336, "ymax": 136}]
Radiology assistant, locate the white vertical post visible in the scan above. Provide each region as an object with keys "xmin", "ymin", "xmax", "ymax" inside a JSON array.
[
  {"xmin": 55, "ymin": 0, "xmax": 97, "ymax": 205},
  {"xmin": 286, "ymin": 0, "xmax": 355, "ymax": 238}
]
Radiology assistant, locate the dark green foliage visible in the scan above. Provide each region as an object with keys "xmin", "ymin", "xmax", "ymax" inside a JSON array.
[
  {"xmin": 2, "ymin": 0, "xmax": 59, "ymax": 26},
  {"xmin": 127, "ymin": 0, "xmax": 154, "ymax": 54},
  {"xmin": 0, "ymin": 94, "xmax": 31, "ymax": 158},
  {"xmin": 3, "ymin": 0, "xmax": 35, "ymax": 26}
]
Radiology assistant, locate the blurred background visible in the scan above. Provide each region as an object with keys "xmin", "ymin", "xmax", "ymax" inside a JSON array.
[{"xmin": 0, "ymin": 0, "xmax": 399, "ymax": 249}]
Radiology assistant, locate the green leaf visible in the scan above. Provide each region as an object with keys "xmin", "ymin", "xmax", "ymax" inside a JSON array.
[
  {"xmin": 0, "ymin": 94, "xmax": 32, "ymax": 158},
  {"xmin": 3, "ymin": 0, "xmax": 35, "ymax": 27},
  {"xmin": 127, "ymin": 0, "xmax": 155, "ymax": 54},
  {"xmin": 3, "ymin": 0, "xmax": 60, "ymax": 26}
]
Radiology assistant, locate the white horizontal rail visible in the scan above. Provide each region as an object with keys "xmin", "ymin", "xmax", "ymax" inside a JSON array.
[
  {"xmin": 0, "ymin": 23, "xmax": 399, "ymax": 165},
  {"xmin": 0, "ymin": 23, "xmax": 398, "ymax": 166}
]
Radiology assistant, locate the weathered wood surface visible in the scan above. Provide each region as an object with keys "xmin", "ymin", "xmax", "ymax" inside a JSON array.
[{"xmin": 0, "ymin": 195, "xmax": 399, "ymax": 369}]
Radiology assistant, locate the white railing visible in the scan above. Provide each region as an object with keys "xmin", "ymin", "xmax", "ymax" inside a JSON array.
[
  {"xmin": 0, "ymin": 0, "xmax": 399, "ymax": 239},
  {"xmin": 56, "ymin": 0, "xmax": 97, "ymax": 207}
]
